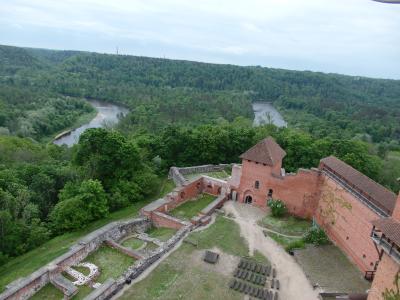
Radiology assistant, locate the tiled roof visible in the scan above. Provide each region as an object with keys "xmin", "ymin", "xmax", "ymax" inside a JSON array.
[
  {"xmin": 372, "ymin": 218, "xmax": 400, "ymax": 246},
  {"xmin": 320, "ymin": 156, "xmax": 397, "ymax": 215},
  {"xmin": 240, "ymin": 137, "xmax": 286, "ymax": 166}
]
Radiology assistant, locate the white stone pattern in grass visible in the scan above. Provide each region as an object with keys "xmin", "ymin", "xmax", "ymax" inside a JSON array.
[{"xmin": 65, "ymin": 262, "xmax": 99, "ymax": 287}]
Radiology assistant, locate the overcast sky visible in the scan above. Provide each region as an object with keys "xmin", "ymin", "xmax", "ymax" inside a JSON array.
[{"xmin": 1, "ymin": 0, "xmax": 399, "ymax": 79}]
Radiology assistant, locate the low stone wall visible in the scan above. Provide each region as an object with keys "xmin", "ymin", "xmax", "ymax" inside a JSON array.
[
  {"xmin": 168, "ymin": 167, "xmax": 187, "ymax": 186},
  {"xmin": 141, "ymin": 177, "xmax": 204, "ymax": 215},
  {"xmin": 175, "ymin": 164, "xmax": 229, "ymax": 175},
  {"xmin": 0, "ymin": 218, "xmax": 151, "ymax": 300},
  {"xmin": 151, "ymin": 211, "xmax": 191, "ymax": 229},
  {"xmin": 105, "ymin": 225, "xmax": 192, "ymax": 299},
  {"xmin": 83, "ymin": 279, "xmax": 116, "ymax": 300},
  {"xmin": 202, "ymin": 175, "xmax": 227, "ymax": 196},
  {"xmin": 168, "ymin": 164, "xmax": 229, "ymax": 187},
  {"xmin": 104, "ymin": 239, "xmax": 144, "ymax": 260},
  {"xmin": 200, "ymin": 194, "xmax": 228, "ymax": 216},
  {"xmin": 50, "ymin": 274, "xmax": 77, "ymax": 298}
]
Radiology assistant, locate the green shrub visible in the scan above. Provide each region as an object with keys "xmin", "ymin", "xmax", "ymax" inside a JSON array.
[
  {"xmin": 304, "ymin": 227, "xmax": 329, "ymax": 246},
  {"xmin": 268, "ymin": 199, "xmax": 287, "ymax": 218},
  {"xmin": 285, "ymin": 239, "xmax": 306, "ymax": 252}
]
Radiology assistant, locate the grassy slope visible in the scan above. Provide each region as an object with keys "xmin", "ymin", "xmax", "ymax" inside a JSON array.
[
  {"xmin": 147, "ymin": 227, "xmax": 177, "ymax": 242},
  {"xmin": 170, "ymin": 194, "xmax": 216, "ymax": 220},
  {"xmin": 85, "ymin": 245, "xmax": 135, "ymax": 282},
  {"xmin": 29, "ymin": 284, "xmax": 64, "ymax": 300},
  {"xmin": 259, "ymin": 215, "xmax": 311, "ymax": 236},
  {"xmin": 0, "ymin": 178, "xmax": 175, "ymax": 292},
  {"xmin": 122, "ymin": 238, "xmax": 145, "ymax": 250},
  {"xmin": 119, "ymin": 216, "xmax": 249, "ymax": 300}
]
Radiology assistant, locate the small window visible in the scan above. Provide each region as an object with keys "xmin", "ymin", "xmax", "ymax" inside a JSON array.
[
  {"xmin": 346, "ymin": 236, "xmax": 349, "ymax": 240},
  {"xmin": 268, "ymin": 189, "xmax": 273, "ymax": 197},
  {"xmin": 363, "ymin": 254, "xmax": 366, "ymax": 259},
  {"xmin": 255, "ymin": 181, "xmax": 260, "ymax": 189}
]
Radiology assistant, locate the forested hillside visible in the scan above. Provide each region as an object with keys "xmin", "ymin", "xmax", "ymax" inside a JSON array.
[
  {"xmin": 1, "ymin": 44, "xmax": 399, "ymax": 142},
  {"xmin": 0, "ymin": 44, "xmax": 399, "ymax": 272}
]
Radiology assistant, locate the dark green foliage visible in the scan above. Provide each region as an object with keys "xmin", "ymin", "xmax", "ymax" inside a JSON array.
[
  {"xmin": 73, "ymin": 128, "xmax": 158, "ymax": 211},
  {"xmin": 267, "ymin": 199, "xmax": 287, "ymax": 218},
  {"xmin": 1, "ymin": 45, "xmax": 399, "ymax": 143},
  {"xmin": 303, "ymin": 227, "xmax": 330, "ymax": 246},
  {"xmin": 50, "ymin": 179, "xmax": 108, "ymax": 232}
]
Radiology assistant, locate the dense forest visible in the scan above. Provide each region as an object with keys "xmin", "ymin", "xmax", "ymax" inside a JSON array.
[{"xmin": 0, "ymin": 44, "xmax": 399, "ymax": 269}]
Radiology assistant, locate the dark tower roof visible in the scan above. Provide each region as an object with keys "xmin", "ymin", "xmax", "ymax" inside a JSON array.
[{"xmin": 240, "ymin": 137, "xmax": 286, "ymax": 166}]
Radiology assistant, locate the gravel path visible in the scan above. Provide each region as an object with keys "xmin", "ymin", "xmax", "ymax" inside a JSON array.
[{"xmin": 224, "ymin": 201, "xmax": 320, "ymax": 300}]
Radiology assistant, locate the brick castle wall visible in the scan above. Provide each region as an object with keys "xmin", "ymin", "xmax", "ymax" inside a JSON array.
[
  {"xmin": 368, "ymin": 254, "xmax": 400, "ymax": 300},
  {"xmin": 314, "ymin": 176, "xmax": 381, "ymax": 272},
  {"xmin": 234, "ymin": 159, "xmax": 384, "ymax": 274},
  {"xmin": 236, "ymin": 160, "xmax": 320, "ymax": 218}
]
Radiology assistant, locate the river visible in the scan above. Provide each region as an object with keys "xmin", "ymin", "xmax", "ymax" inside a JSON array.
[
  {"xmin": 53, "ymin": 99, "xmax": 128, "ymax": 147},
  {"xmin": 252, "ymin": 102, "xmax": 287, "ymax": 127}
]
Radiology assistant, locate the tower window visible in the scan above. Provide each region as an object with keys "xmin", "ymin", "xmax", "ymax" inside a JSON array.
[{"xmin": 255, "ymin": 181, "xmax": 260, "ymax": 189}]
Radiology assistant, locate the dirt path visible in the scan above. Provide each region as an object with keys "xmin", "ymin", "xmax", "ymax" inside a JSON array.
[{"xmin": 224, "ymin": 201, "xmax": 320, "ymax": 300}]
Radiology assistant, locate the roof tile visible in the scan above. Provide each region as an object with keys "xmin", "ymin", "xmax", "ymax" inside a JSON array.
[
  {"xmin": 320, "ymin": 156, "xmax": 396, "ymax": 215},
  {"xmin": 240, "ymin": 137, "xmax": 286, "ymax": 166}
]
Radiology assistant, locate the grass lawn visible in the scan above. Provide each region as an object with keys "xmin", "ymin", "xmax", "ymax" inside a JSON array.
[
  {"xmin": 122, "ymin": 238, "xmax": 146, "ymax": 250},
  {"xmin": 60, "ymin": 273, "xmax": 93, "ymax": 300},
  {"xmin": 143, "ymin": 242, "xmax": 159, "ymax": 251},
  {"xmin": 71, "ymin": 285, "xmax": 93, "ymax": 300},
  {"xmin": 73, "ymin": 266, "xmax": 90, "ymax": 276},
  {"xmin": 170, "ymin": 194, "xmax": 216, "ymax": 220},
  {"xmin": 0, "ymin": 177, "xmax": 175, "ymax": 292},
  {"xmin": 295, "ymin": 245, "xmax": 370, "ymax": 293},
  {"xmin": 185, "ymin": 170, "xmax": 229, "ymax": 181},
  {"xmin": 259, "ymin": 215, "xmax": 311, "ymax": 236},
  {"xmin": 190, "ymin": 216, "xmax": 248, "ymax": 257},
  {"xmin": 118, "ymin": 216, "xmax": 246, "ymax": 300},
  {"xmin": 84, "ymin": 245, "xmax": 135, "ymax": 283},
  {"xmin": 30, "ymin": 283, "xmax": 64, "ymax": 300},
  {"xmin": 252, "ymin": 250, "xmax": 270, "ymax": 265},
  {"xmin": 147, "ymin": 227, "xmax": 177, "ymax": 242},
  {"xmin": 267, "ymin": 232, "xmax": 303, "ymax": 249}
]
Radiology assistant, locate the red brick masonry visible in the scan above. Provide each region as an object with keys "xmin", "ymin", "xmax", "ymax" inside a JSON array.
[{"xmin": 231, "ymin": 137, "xmax": 400, "ymax": 300}]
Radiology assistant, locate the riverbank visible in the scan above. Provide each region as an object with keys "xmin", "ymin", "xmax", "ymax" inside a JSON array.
[
  {"xmin": 41, "ymin": 109, "xmax": 98, "ymax": 145},
  {"xmin": 53, "ymin": 99, "xmax": 128, "ymax": 147},
  {"xmin": 252, "ymin": 102, "xmax": 287, "ymax": 127}
]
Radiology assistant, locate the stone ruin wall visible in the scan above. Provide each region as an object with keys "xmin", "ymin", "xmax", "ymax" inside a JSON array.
[
  {"xmin": 168, "ymin": 164, "xmax": 230, "ymax": 187},
  {"xmin": 0, "ymin": 218, "xmax": 150, "ymax": 300}
]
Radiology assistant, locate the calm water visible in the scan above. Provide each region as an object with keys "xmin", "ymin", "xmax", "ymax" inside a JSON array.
[
  {"xmin": 252, "ymin": 102, "xmax": 287, "ymax": 127},
  {"xmin": 53, "ymin": 99, "xmax": 128, "ymax": 147}
]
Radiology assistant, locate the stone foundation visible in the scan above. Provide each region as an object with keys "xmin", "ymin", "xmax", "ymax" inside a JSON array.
[{"xmin": 0, "ymin": 218, "xmax": 150, "ymax": 300}]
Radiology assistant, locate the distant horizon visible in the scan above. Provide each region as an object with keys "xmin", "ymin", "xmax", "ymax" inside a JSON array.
[
  {"xmin": 1, "ymin": 0, "xmax": 399, "ymax": 80},
  {"xmin": 4, "ymin": 43, "xmax": 399, "ymax": 81}
]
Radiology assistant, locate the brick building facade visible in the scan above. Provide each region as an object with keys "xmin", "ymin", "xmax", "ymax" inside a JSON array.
[{"xmin": 229, "ymin": 137, "xmax": 400, "ymax": 300}]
